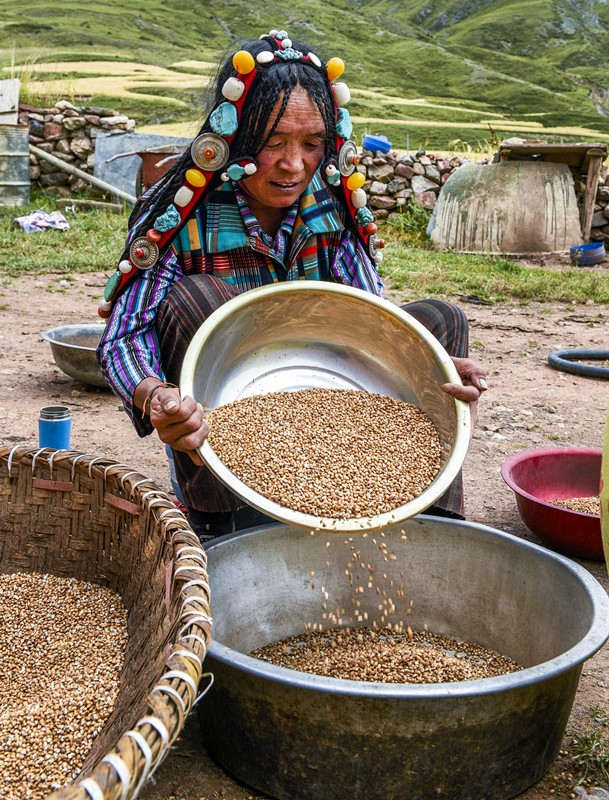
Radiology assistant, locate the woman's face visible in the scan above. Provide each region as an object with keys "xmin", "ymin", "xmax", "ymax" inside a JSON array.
[{"xmin": 240, "ymin": 85, "xmax": 326, "ymax": 211}]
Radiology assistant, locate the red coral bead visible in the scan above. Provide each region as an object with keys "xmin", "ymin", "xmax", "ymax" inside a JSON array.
[
  {"xmin": 365, "ymin": 223, "xmax": 378, "ymax": 235},
  {"xmin": 133, "ymin": 247, "xmax": 145, "ymax": 259},
  {"xmin": 146, "ymin": 228, "xmax": 162, "ymax": 243}
]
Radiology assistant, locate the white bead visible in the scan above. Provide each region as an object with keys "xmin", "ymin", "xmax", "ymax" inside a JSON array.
[
  {"xmin": 257, "ymin": 50, "xmax": 274, "ymax": 65},
  {"xmin": 281, "ymin": 38, "xmax": 292, "ymax": 49},
  {"xmin": 307, "ymin": 52, "xmax": 321, "ymax": 68},
  {"xmin": 99, "ymin": 299, "xmax": 112, "ymax": 312},
  {"xmin": 222, "ymin": 76, "xmax": 245, "ymax": 101},
  {"xmin": 374, "ymin": 250, "xmax": 384, "ymax": 263},
  {"xmin": 325, "ymin": 164, "xmax": 338, "ymax": 176},
  {"xmin": 174, "ymin": 185, "xmax": 194, "ymax": 207},
  {"xmin": 244, "ymin": 162, "xmax": 257, "ymax": 175},
  {"xmin": 269, "ymin": 28, "xmax": 278, "ymax": 36},
  {"xmin": 333, "ymin": 82, "xmax": 351, "ymax": 106},
  {"xmin": 351, "ymin": 188, "xmax": 367, "ymax": 208},
  {"xmin": 221, "ymin": 172, "xmax": 229, "ymax": 182},
  {"xmin": 118, "ymin": 259, "xmax": 132, "ymax": 274}
]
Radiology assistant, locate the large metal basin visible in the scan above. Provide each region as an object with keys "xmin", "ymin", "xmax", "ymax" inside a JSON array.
[
  {"xmin": 41, "ymin": 323, "xmax": 108, "ymax": 389},
  {"xmin": 201, "ymin": 517, "xmax": 609, "ymax": 800},
  {"xmin": 181, "ymin": 282, "xmax": 470, "ymax": 532}
]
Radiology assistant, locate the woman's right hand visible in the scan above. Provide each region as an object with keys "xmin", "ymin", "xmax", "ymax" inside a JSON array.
[{"xmin": 149, "ymin": 387, "xmax": 209, "ymax": 466}]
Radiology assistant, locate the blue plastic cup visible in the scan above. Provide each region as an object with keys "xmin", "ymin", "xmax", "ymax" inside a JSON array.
[{"xmin": 38, "ymin": 405, "xmax": 72, "ymax": 449}]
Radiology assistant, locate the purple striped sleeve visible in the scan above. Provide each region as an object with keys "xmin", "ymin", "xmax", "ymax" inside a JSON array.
[
  {"xmin": 97, "ymin": 249, "xmax": 183, "ymax": 436},
  {"xmin": 331, "ymin": 229, "xmax": 383, "ymax": 296}
]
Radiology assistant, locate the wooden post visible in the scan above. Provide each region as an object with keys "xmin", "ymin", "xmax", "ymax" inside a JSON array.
[{"xmin": 582, "ymin": 148, "xmax": 604, "ymax": 242}]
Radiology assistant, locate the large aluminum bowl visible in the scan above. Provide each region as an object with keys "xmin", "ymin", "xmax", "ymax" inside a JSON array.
[
  {"xmin": 180, "ymin": 282, "xmax": 470, "ymax": 532},
  {"xmin": 41, "ymin": 323, "xmax": 108, "ymax": 389},
  {"xmin": 201, "ymin": 517, "xmax": 609, "ymax": 800}
]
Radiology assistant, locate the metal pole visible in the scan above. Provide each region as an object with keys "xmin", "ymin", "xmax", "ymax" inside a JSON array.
[{"xmin": 29, "ymin": 143, "xmax": 137, "ymax": 205}]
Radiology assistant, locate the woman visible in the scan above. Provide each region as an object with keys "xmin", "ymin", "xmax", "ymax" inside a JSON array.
[{"xmin": 97, "ymin": 30, "xmax": 487, "ymax": 540}]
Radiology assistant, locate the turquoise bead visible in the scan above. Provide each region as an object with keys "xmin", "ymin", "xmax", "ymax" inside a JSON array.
[
  {"xmin": 356, "ymin": 206, "xmax": 374, "ymax": 225},
  {"xmin": 154, "ymin": 204, "xmax": 180, "ymax": 232},
  {"xmin": 210, "ymin": 101, "xmax": 238, "ymax": 137},
  {"xmin": 327, "ymin": 171, "xmax": 341, "ymax": 186},
  {"xmin": 227, "ymin": 163, "xmax": 245, "ymax": 181},
  {"xmin": 336, "ymin": 108, "xmax": 353, "ymax": 139},
  {"xmin": 104, "ymin": 271, "xmax": 121, "ymax": 302},
  {"xmin": 276, "ymin": 48, "xmax": 303, "ymax": 61}
]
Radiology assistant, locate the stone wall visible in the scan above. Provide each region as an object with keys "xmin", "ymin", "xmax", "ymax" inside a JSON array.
[
  {"xmin": 357, "ymin": 147, "xmax": 609, "ymax": 243},
  {"xmin": 19, "ymin": 100, "xmax": 135, "ymax": 196}
]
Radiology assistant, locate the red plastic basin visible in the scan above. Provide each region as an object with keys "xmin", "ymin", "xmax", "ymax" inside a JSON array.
[{"xmin": 500, "ymin": 447, "xmax": 602, "ymax": 560}]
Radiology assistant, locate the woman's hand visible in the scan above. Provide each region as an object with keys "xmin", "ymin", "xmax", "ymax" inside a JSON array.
[
  {"xmin": 149, "ymin": 387, "xmax": 209, "ymax": 466},
  {"xmin": 442, "ymin": 356, "xmax": 488, "ymax": 427}
]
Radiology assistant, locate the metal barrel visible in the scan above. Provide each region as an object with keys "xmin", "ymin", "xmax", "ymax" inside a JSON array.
[{"xmin": 0, "ymin": 124, "xmax": 30, "ymax": 207}]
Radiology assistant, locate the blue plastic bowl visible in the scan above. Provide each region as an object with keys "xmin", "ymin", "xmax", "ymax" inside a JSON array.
[
  {"xmin": 362, "ymin": 134, "xmax": 392, "ymax": 154},
  {"xmin": 570, "ymin": 241, "xmax": 606, "ymax": 267}
]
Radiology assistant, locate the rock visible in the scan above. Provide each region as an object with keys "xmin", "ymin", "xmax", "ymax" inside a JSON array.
[
  {"xmin": 418, "ymin": 155, "xmax": 432, "ymax": 166},
  {"xmin": 35, "ymin": 142, "xmax": 55, "ymax": 153},
  {"xmin": 43, "ymin": 121, "xmax": 63, "ymax": 140},
  {"xmin": 88, "ymin": 126, "xmax": 105, "ymax": 139},
  {"xmin": 18, "ymin": 112, "xmax": 29, "ymax": 125},
  {"xmin": 125, "ymin": 118, "xmax": 136, "ymax": 132},
  {"xmin": 69, "ymin": 178, "xmax": 89, "ymax": 193},
  {"xmin": 28, "ymin": 112, "xmax": 45, "ymax": 122},
  {"xmin": 397, "ymin": 154, "xmax": 413, "ymax": 165},
  {"xmin": 396, "ymin": 196, "xmax": 409, "ymax": 207},
  {"xmin": 395, "ymin": 188, "xmax": 414, "ymax": 199},
  {"xmin": 412, "ymin": 162, "xmax": 426, "ymax": 176},
  {"xmin": 39, "ymin": 172, "xmax": 71, "ymax": 186},
  {"xmin": 441, "ymin": 172, "xmax": 452, "ymax": 183},
  {"xmin": 367, "ymin": 163, "xmax": 394, "ymax": 183},
  {"xmin": 100, "ymin": 114, "xmax": 130, "ymax": 127},
  {"xmin": 387, "ymin": 178, "xmax": 407, "ymax": 194},
  {"xmin": 63, "ymin": 116, "xmax": 86, "ymax": 131},
  {"xmin": 591, "ymin": 210, "xmax": 607, "ymax": 227},
  {"xmin": 424, "ymin": 165, "xmax": 441, "ymax": 182},
  {"xmin": 414, "ymin": 191, "xmax": 437, "ymax": 209},
  {"xmin": 84, "ymin": 114, "xmax": 101, "ymax": 126},
  {"xmin": 70, "ymin": 135, "xmax": 93, "ymax": 158},
  {"xmin": 411, "ymin": 175, "xmax": 438, "ymax": 194},
  {"xmin": 370, "ymin": 195, "xmax": 397, "ymax": 210},
  {"xmin": 86, "ymin": 153, "xmax": 95, "ymax": 169},
  {"xmin": 55, "ymin": 100, "xmax": 77, "ymax": 111},
  {"xmin": 369, "ymin": 181, "xmax": 388, "ymax": 195},
  {"xmin": 360, "ymin": 156, "xmax": 373, "ymax": 166},
  {"xmin": 86, "ymin": 106, "xmax": 118, "ymax": 117},
  {"xmin": 55, "ymin": 151, "xmax": 75, "ymax": 162},
  {"xmin": 415, "ymin": 149, "xmax": 426, "ymax": 157},
  {"xmin": 28, "ymin": 119, "xmax": 45, "ymax": 138},
  {"xmin": 372, "ymin": 157, "xmax": 387, "ymax": 166},
  {"xmin": 373, "ymin": 209, "xmax": 389, "ymax": 220},
  {"xmin": 395, "ymin": 163, "xmax": 415, "ymax": 180},
  {"xmin": 29, "ymin": 165, "xmax": 41, "ymax": 180},
  {"xmin": 55, "ymin": 139, "xmax": 72, "ymax": 155},
  {"xmin": 603, "ymin": 205, "xmax": 609, "ymax": 220},
  {"xmin": 28, "ymin": 134, "xmax": 45, "ymax": 144}
]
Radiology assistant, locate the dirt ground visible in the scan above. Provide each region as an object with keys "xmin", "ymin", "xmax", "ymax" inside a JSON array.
[{"xmin": 2, "ymin": 269, "xmax": 609, "ymax": 799}]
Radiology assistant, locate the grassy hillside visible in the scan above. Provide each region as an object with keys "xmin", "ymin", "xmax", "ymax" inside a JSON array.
[{"xmin": 2, "ymin": 0, "xmax": 609, "ymax": 149}]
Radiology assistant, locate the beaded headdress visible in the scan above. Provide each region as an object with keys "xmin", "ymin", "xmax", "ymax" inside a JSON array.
[{"xmin": 98, "ymin": 29, "xmax": 385, "ymax": 317}]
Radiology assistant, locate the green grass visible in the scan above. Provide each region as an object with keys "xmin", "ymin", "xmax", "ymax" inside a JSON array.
[
  {"xmin": 0, "ymin": 191, "xmax": 128, "ymax": 276},
  {"xmin": 3, "ymin": 0, "xmax": 609, "ymax": 150},
  {"xmin": 379, "ymin": 209, "xmax": 609, "ymax": 305},
  {"xmin": 3, "ymin": 192, "xmax": 608, "ymax": 308}
]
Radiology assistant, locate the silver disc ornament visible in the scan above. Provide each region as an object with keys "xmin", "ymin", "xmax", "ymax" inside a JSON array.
[
  {"xmin": 368, "ymin": 233, "xmax": 382, "ymax": 260},
  {"xmin": 338, "ymin": 140, "xmax": 358, "ymax": 176},
  {"xmin": 191, "ymin": 133, "xmax": 230, "ymax": 171},
  {"xmin": 129, "ymin": 237, "xmax": 159, "ymax": 270}
]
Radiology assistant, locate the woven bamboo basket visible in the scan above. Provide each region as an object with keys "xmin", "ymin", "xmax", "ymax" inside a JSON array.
[{"xmin": 0, "ymin": 445, "xmax": 212, "ymax": 800}]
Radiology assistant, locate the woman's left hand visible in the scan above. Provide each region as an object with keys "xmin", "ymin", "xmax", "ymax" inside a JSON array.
[{"xmin": 442, "ymin": 356, "xmax": 488, "ymax": 404}]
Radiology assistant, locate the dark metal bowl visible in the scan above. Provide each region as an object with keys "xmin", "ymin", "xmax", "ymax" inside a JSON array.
[
  {"xmin": 201, "ymin": 517, "xmax": 609, "ymax": 800},
  {"xmin": 41, "ymin": 323, "xmax": 108, "ymax": 389}
]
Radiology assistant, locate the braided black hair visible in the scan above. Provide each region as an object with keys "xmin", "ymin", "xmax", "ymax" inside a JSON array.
[{"xmin": 126, "ymin": 37, "xmax": 337, "ymax": 252}]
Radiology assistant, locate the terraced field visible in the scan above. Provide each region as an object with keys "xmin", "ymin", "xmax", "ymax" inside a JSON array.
[{"xmin": 2, "ymin": 0, "xmax": 609, "ymax": 149}]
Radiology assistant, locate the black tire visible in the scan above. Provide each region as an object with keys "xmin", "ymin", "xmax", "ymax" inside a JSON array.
[{"xmin": 547, "ymin": 348, "xmax": 609, "ymax": 379}]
